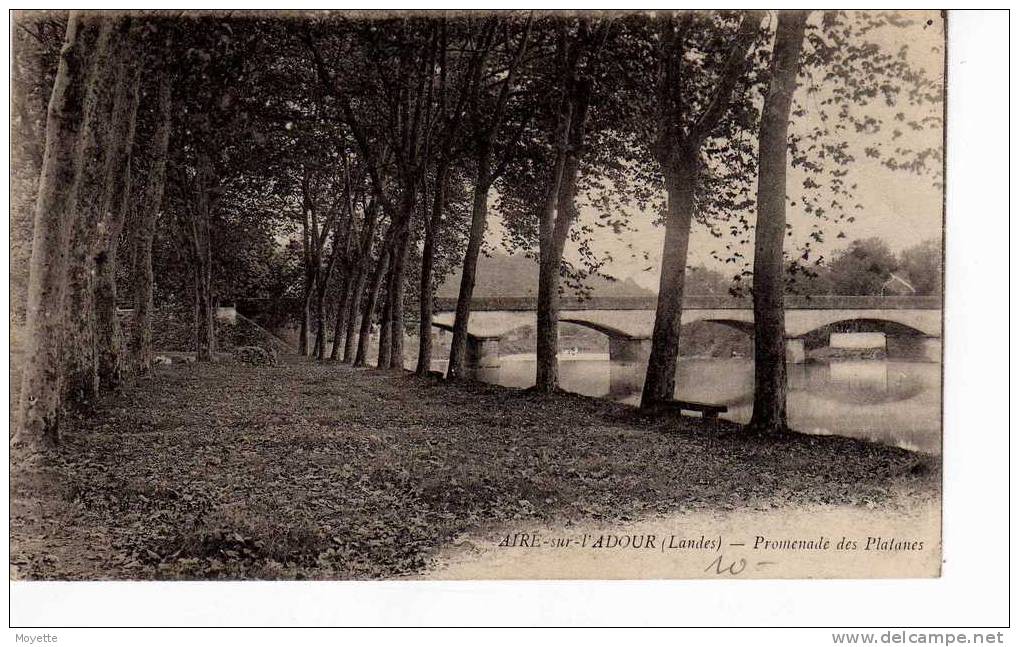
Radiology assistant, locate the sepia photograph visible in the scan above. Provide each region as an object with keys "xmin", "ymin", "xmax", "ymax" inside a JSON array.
[{"xmin": 6, "ymin": 6, "xmax": 992, "ymax": 632}]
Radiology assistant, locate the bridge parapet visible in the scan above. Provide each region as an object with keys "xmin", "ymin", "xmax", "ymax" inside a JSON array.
[
  {"xmin": 430, "ymin": 320, "xmax": 501, "ymax": 341},
  {"xmin": 433, "ymin": 294, "xmax": 942, "ymax": 312}
]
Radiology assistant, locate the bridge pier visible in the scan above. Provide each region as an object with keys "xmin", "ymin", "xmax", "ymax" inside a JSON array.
[
  {"xmin": 920, "ymin": 337, "xmax": 942, "ymax": 362},
  {"xmin": 608, "ymin": 337, "xmax": 652, "ymax": 363},
  {"xmin": 786, "ymin": 338, "xmax": 806, "ymax": 364},
  {"xmin": 466, "ymin": 336, "xmax": 501, "ymax": 370}
]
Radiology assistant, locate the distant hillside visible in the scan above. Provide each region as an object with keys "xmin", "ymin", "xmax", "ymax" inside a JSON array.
[{"xmin": 436, "ymin": 252, "xmax": 654, "ymax": 299}]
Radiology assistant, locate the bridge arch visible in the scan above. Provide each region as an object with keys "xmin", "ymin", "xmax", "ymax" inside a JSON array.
[
  {"xmin": 800, "ymin": 317, "xmax": 932, "ymax": 340},
  {"xmin": 502, "ymin": 323, "xmax": 535, "ymax": 339},
  {"xmin": 558, "ymin": 317, "xmax": 651, "ymax": 362},
  {"xmin": 559, "ymin": 317, "xmax": 641, "ymax": 340},
  {"xmin": 784, "ymin": 310, "xmax": 940, "ymax": 338},
  {"xmin": 799, "ymin": 317, "xmax": 940, "ymax": 362},
  {"xmin": 429, "ymin": 321, "xmax": 500, "ymax": 343},
  {"xmin": 697, "ymin": 318, "xmax": 756, "ymax": 336}
]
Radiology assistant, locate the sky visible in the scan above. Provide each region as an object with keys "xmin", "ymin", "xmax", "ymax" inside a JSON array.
[{"xmin": 484, "ymin": 11, "xmax": 945, "ymax": 293}]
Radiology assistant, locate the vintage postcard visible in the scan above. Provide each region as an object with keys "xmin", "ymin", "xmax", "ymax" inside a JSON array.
[{"xmin": 10, "ymin": 8, "xmax": 944, "ymax": 592}]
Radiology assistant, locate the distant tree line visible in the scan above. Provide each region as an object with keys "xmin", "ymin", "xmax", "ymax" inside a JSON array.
[
  {"xmin": 695, "ymin": 236, "xmax": 942, "ymax": 297},
  {"xmin": 819, "ymin": 237, "xmax": 942, "ymax": 296}
]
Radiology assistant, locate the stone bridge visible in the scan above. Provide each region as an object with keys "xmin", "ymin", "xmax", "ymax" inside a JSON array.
[{"xmin": 431, "ymin": 295, "xmax": 942, "ymax": 368}]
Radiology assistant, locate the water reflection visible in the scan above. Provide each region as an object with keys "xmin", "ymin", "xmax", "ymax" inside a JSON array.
[{"xmin": 437, "ymin": 355, "xmax": 941, "ymax": 455}]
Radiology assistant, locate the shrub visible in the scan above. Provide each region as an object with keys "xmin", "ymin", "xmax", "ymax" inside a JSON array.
[{"xmin": 233, "ymin": 345, "xmax": 277, "ymax": 366}]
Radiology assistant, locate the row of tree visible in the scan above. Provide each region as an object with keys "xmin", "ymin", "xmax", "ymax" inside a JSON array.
[{"xmin": 13, "ymin": 10, "xmax": 942, "ymax": 447}]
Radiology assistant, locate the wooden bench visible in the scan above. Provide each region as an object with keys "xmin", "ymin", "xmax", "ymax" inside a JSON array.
[{"xmin": 651, "ymin": 399, "xmax": 727, "ymax": 420}]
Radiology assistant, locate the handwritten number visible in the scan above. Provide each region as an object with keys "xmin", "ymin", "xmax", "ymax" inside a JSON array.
[{"xmin": 705, "ymin": 554, "xmax": 747, "ymax": 576}]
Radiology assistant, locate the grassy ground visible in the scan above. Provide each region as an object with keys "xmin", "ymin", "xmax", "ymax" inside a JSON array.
[{"xmin": 10, "ymin": 358, "xmax": 939, "ymax": 580}]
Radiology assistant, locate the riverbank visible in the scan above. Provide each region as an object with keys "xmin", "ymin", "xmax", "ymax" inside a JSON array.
[{"xmin": 10, "ymin": 359, "xmax": 939, "ymax": 580}]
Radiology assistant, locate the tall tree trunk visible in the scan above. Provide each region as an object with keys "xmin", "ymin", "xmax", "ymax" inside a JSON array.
[
  {"xmin": 376, "ymin": 267, "xmax": 393, "ymax": 369},
  {"xmin": 382, "ymin": 185, "xmax": 416, "ymax": 371},
  {"xmin": 749, "ymin": 11, "xmax": 808, "ymax": 433},
  {"xmin": 447, "ymin": 159, "xmax": 491, "ymax": 379},
  {"xmin": 94, "ymin": 37, "xmax": 142, "ymax": 390},
  {"xmin": 17, "ymin": 13, "xmax": 101, "ymax": 445},
  {"xmin": 187, "ymin": 155, "xmax": 216, "ymax": 363},
  {"xmin": 62, "ymin": 20, "xmax": 122, "ymax": 408},
  {"xmin": 388, "ymin": 227, "xmax": 411, "ymax": 370},
  {"xmin": 535, "ymin": 77, "xmax": 590, "ymax": 393},
  {"xmin": 354, "ymin": 248, "xmax": 389, "ymax": 367},
  {"xmin": 193, "ymin": 241, "xmax": 215, "ymax": 362},
  {"xmin": 416, "ymin": 163, "xmax": 448, "ymax": 376},
  {"xmin": 63, "ymin": 225, "xmax": 99, "ymax": 406},
  {"xmin": 298, "ymin": 195, "xmax": 314, "ymax": 357},
  {"xmin": 343, "ymin": 267, "xmax": 366, "ymax": 363},
  {"xmin": 640, "ymin": 157, "xmax": 697, "ymax": 408},
  {"xmin": 95, "ymin": 245, "xmax": 125, "ymax": 387},
  {"xmin": 130, "ymin": 221, "xmax": 158, "ymax": 372},
  {"xmin": 345, "ymin": 200, "xmax": 379, "ymax": 363},
  {"xmin": 534, "ymin": 156, "xmax": 581, "ymax": 393},
  {"xmin": 129, "ymin": 69, "xmax": 173, "ymax": 374},
  {"xmin": 298, "ymin": 276, "xmax": 313, "ymax": 356},
  {"xmin": 329, "ymin": 272, "xmax": 353, "ymax": 360},
  {"xmin": 313, "ymin": 280, "xmax": 327, "ymax": 360}
]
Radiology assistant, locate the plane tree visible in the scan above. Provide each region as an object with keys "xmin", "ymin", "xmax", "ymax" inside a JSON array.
[
  {"xmin": 636, "ymin": 11, "xmax": 766, "ymax": 408},
  {"xmin": 443, "ymin": 14, "xmax": 534, "ymax": 379},
  {"xmin": 747, "ymin": 10, "xmax": 943, "ymax": 432},
  {"xmin": 495, "ymin": 15, "xmax": 642, "ymax": 393}
]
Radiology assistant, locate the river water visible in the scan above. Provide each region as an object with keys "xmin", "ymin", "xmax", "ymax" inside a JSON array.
[{"xmin": 433, "ymin": 354, "xmax": 942, "ymax": 455}]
